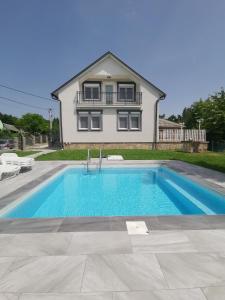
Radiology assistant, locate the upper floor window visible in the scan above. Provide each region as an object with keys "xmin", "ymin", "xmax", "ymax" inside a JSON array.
[
  {"xmin": 118, "ymin": 83, "xmax": 135, "ymax": 101},
  {"xmin": 83, "ymin": 83, "xmax": 100, "ymax": 100}
]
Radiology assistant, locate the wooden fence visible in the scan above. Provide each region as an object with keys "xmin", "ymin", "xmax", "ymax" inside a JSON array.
[{"xmin": 159, "ymin": 129, "xmax": 206, "ymax": 142}]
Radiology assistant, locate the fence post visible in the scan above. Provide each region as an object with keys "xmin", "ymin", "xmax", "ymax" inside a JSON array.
[{"xmin": 12, "ymin": 137, "xmax": 19, "ymax": 150}]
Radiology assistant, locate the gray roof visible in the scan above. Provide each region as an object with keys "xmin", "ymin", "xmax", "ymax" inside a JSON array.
[
  {"xmin": 3, "ymin": 123, "xmax": 19, "ymax": 132},
  {"xmin": 159, "ymin": 119, "xmax": 183, "ymax": 129}
]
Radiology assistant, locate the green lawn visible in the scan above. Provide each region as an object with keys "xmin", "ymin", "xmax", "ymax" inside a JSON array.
[
  {"xmin": 37, "ymin": 149, "xmax": 225, "ymax": 174},
  {"xmin": 16, "ymin": 150, "xmax": 40, "ymax": 157}
]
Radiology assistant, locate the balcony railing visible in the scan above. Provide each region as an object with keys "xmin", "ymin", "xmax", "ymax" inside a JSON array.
[{"xmin": 76, "ymin": 91, "xmax": 142, "ymax": 106}]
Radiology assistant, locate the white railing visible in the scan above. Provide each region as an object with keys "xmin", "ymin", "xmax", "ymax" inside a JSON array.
[{"xmin": 159, "ymin": 129, "xmax": 206, "ymax": 142}]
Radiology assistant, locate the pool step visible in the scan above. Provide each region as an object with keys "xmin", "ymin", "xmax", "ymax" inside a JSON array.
[{"xmin": 164, "ymin": 178, "xmax": 215, "ymax": 215}]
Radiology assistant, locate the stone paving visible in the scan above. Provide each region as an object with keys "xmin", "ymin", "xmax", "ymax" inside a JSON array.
[
  {"xmin": 0, "ymin": 230, "xmax": 225, "ymax": 298},
  {"xmin": 0, "ymin": 160, "xmax": 225, "ymax": 299}
]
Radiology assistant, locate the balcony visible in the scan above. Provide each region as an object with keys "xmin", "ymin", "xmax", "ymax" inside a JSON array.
[{"xmin": 76, "ymin": 91, "xmax": 142, "ymax": 107}]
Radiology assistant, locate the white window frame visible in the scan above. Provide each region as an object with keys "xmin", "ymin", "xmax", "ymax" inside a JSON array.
[
  {"xmin": 83, "ymin": 83, "xmax": 100, "ymax": 101},
  {"xmin": 117, "ymin": 111, "xmax": 129, "ymax": 131},
  {"xmin": 118, "ymin": 83, "xmax": 135, "ymax": 101},
  {"xmin": 117, "ymin": 111, "xmax": 141, "ymax": 131},
  {"xmin": 78, "ymin": 112, "xmax": 89, "ymax": 131},
  {"xmin": 77, "ymin": 111, "xmax": 102, "ymax": 131},
  {"xmin": 90, "ymin": 111, "xmax": 102, "ymax": 131},
  {"xmin": 129, "ymin": 112, "xmax": 141, "ymax": 131}
]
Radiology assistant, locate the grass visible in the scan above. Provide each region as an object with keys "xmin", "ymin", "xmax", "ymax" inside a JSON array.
[
  {"xmin": 37, "ymin": 149, "xmax": 225, "ymax": 174},
  {"xmin": 15, "ymin": 151, "xmax": 40, "ymax": 157}
]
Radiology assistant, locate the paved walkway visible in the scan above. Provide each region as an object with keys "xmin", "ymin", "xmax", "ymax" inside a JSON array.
[
  {"xmin": 0, "ymin": 229, "xmax": 225, "ymax": 299},
  {"xmin": 27, "ymin": 149, "xmax": 56, "ymax": 159}
]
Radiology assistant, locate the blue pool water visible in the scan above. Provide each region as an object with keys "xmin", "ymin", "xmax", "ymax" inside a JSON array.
[{"xmin": 2, "ymin": 167, "xmax": 225, "ymax": 218}]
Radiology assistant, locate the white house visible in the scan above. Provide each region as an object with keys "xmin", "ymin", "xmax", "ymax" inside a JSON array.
[{"xmin": 51, "ymin": 51, "xmax": 166, "ymax": 149}]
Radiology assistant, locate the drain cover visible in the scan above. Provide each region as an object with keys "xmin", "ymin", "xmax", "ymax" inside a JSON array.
[{"xmin": 126, "ymin": 221, "xmax": 149, "ymax": 235}]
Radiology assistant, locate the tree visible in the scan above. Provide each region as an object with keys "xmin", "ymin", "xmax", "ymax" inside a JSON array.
[
  {"xmin": 167, "ymin": 114, "xmax": 183, "ymax": 123},
  {"xmin": 17, "ymin": 113, "xmax": 49, "ymax": 135},
  {"xmin": 159, "ymin": 114, "xmax": 165, "ymax": 119},
  {"xmin": 0, "ymin": 112, "xmax": 18, "ymax": 125},
  {"xmin": 181, "ymin": 89, "xmax": 225, "ymax": 141},
  {"xmin": 166, "ymin": 88, "xmax": 225, "ymax": 142}
]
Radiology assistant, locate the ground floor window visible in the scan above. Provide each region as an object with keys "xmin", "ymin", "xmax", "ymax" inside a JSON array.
[
  {"xmin": 130, "ymin": 111, "xmax": 141, "ymax": 130},
  {"xmin": 77, "ymin": 111, "xmax": 102, "ymax": 131},
  {"xmin": 117, "ymin": 111, "xmax": 141, "ymax": 131}
]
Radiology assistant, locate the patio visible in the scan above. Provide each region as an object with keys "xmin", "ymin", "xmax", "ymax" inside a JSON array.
[{"xmin": 0, "ymin": 160, "xmax": 225, "ymax": 299}]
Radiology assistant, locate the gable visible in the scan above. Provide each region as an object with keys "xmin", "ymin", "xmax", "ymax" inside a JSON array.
[
  {"xmin": 51, "ymin": 51, "xmax": 166, "ymax": 99},
  {"xmin": 87, "ymin": 56, "xmax": 130, "ymax": 78}
]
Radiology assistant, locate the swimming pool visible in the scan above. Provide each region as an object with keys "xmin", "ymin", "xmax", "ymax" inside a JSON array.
[{"xmin": 2, "ymin": 166, "xmax": 225, "ymax": 218}]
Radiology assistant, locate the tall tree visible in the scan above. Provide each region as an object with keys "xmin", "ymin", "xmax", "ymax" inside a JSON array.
[{"xmin": 17, "ymin": 113, "xmax": 49, "ymax": 135}]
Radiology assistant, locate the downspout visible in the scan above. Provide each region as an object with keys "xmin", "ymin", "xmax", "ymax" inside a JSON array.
[
  {"xmin": 153, "ymin": 94, "xmax": 166, "ymax": 150},
  {"xmin": 51, "ymin": 94, "xmax": 64, "ymax": 149}
]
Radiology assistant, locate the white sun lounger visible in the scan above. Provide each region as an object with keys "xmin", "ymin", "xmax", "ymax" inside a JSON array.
[
  {"xmin": 0, "ymin": 160, "xmax": 21, "ymax": 180},
  {"xmin": 107, "ymin": 155, "xmax": 124, "ymax": 161},
  {"xmin": 0, "ymin": 153, "xmax": 34, "ymax": 169}
]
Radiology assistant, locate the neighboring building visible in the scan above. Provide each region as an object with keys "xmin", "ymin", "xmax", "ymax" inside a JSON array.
[
  {"xmin": 158, "ymin": 118, "xmax": 207, "ymax": 151},
  {"xmin": 2, "ymin": 123, "xmax": 19, "ymax": 133},
  {"xmin": 51, "ymin": 51, "xmax": 166, "ymax": 149},
  {"xmin": 0, "ymin": 120, "xmax": 19, "ymax": 133}
]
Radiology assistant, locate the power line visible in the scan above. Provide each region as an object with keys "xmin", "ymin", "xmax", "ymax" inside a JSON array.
[
  {"xmin": 0, "ymin": 96, "xmax": 51, "ymax": 111},
  {"xmin": 0, "ymin": 83, "xmax": 57, "ymax": 102}
]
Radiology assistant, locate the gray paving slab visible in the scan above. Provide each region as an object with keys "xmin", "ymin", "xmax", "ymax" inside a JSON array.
[
  {"xmin": 0, "ymin": 255, "xmax": 86, "ymax": 293},
  {"xmin": 0, "ymin": 233, "xmax": 73, "ymax": 256},
  {"xmin": 82, "ymin": 253, "xmax": 167, "ymax": 292},
  {"xmin": 0, "ymin": 294, "xmax": 19, "ymax": 300},
  {"xmin": 157, "ymin": 252, "xmax": 225, "ymax": 289},
  {"xmin": 58, "ymin": 217, "xmax": 111, "ymax": 232},
  {"xmin": 131, "ymin": 230, "xmax": 197, "ymax": 253},
  {"xmin": 0, "ymin": 257, "xmax": 15, "ymax": 279},
  {"xmin": 20, "ymin": 292, "xmax": 113, "ymax": 300},
  {"xmin": 151, "ymin": 215, "xmax": 213, "ymax": 230},
  {"xmin": 67, "ymin": 232, "xmax": 132, "ymax": 255},
  {"xmin": 0, "ymin": 220, "xmax": 13, "ymax": 233},
  {"xmin": 0, "ymin": 218, "xmax": 63, "ymax": 234},
  {"xmin": 203, "ymin": 215, "xmax": 225, "ymax": 229},
  {"xmin": 185, "ymin": 229, "xmax": 225, "ymax": 252},
  {"xmin": 113, "ymin": 288, "xmax": 207, "ymax": 300},
  {"xmin": 202, "ymin": 286, "xmax": 225, "ymax": 300}
]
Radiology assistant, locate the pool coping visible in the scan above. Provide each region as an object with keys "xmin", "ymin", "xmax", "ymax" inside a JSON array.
[{"xmin": 0, "ymin": 160, "xmax": 225, "ymax": 233}]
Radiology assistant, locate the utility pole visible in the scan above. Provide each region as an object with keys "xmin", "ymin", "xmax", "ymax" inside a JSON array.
[
  {"xmin": 48, "ymin": 108, "xmax": 53, "ymax": 147},
  {"xmin": 179, "ymin": 122, "xmax": 185, "ymax": 141},
  {"xmin": 197, "ymin": 119, "xmax": 203, "ymax": 141}
]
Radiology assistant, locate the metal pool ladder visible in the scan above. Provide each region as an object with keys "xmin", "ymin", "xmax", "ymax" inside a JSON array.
[{"xmin": 86, "ymin": 148, "xmax": 102, "ymax": 173}]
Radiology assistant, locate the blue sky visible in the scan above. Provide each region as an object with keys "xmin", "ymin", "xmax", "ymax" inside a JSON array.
[{"xmin": 0, "ymin": 0, "xmax": 225, "ymax": 119}]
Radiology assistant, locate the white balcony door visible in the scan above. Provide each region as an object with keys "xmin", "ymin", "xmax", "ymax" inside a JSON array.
[{"xmin": 105, "ymin": 84, "xmax": 113, "ymax": 104}]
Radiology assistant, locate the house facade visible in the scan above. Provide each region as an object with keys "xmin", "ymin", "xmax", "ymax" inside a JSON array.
[{"xmin": 51, "ymin": 51, "xmax": 166, "ymax": 149}]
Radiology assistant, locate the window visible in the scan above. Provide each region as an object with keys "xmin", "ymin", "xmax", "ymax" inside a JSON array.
[
  {"xmin": 118, "ymin": 83, "xmax": 135, "ymax": 101},
  {"xmin": 118, "ymin": 112, "xmax": 129, "ymax": 130},
  {"xmin": 83, "ymin": 83, "xmax": 100, "ymax": 100},
  {"xmin": 117, "ymin": 111, "xmax": 141, "ymax": 131},
  {"xmin": 90, "ymin": 111, "xmax": 102, "ymax": 131},
  {"xmin": 130, "ymin": 112, "xmax": 141, "ymax": 130},
  {"xmin": 78, "ymin": 112, "xmax": 89, "ymax": 131},
  {"xmin": 77, "ymin": 111, "xmax": 102, "ymax": 131}
]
